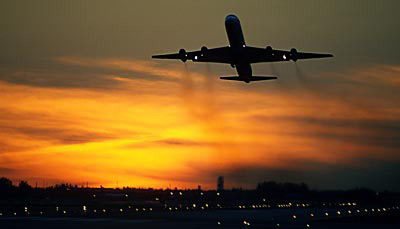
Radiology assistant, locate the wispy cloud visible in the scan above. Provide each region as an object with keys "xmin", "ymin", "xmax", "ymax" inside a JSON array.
[{"xmin": 0, "ymin": 57, "xmax": 399, "ymax": 190}]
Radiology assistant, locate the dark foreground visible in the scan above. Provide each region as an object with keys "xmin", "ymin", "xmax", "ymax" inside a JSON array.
[{"xmin": 1, "ymin": 207, "xmax": 399, "ymax": 229}]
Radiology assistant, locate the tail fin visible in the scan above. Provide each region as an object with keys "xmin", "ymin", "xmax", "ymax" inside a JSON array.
[{"xmin": 220, "ymin": 76, "xmax": 277, "ymax": 82}]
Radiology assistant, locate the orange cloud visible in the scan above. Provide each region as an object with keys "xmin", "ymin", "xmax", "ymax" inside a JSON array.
[{"xmin": 0, "ymin": 58, "xmax": 399, "ymax": 189}]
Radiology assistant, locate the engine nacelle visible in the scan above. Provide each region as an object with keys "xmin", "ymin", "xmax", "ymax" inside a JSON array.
[
  {"xmin": 266, "ymin": 46, "xmax": 273, "ymax": 55},
  {"xmin": 290, "ymin": 48, "xmax": 298, "ymax": 62},
  {"xmin": 201, "ymin": 46, "xmax": 208, "ymax": 55},
  {"xmin": 179, "ymin": 49, "xmax": 187, "ymax": 62}
]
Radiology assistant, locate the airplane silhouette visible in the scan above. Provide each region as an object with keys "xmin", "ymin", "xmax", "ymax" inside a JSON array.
[{"xmin": 152, "ymin": 15, "xmax": 333, "ymax": 83}]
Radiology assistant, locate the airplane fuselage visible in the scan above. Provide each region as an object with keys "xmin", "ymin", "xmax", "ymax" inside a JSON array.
[{"xmin": 225, "ymin": 15, "xmax": 252, "ymax": 83}]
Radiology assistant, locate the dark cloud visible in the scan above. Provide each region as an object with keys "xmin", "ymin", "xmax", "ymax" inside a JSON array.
[
  {"xmin": 156, "ymin": 138, "xmax": 212, "ymax": 147},
  {"xmin": 0, "ymin": 67, "xmax": 171, "ymax": 90},
  {"xmin": 198, "ymin": 158, "xmax": 400, "ymax": 191},
  {"xmin": 0, "ymin": 108, "xmax": 117, "ymax": 146},
  {"xmin": 0, "ymin": 167, "xmax": 17, "ymax": 175},
  {"xmin": 253, "ymin": 115, "xmax": 400, "ymax": 149}
]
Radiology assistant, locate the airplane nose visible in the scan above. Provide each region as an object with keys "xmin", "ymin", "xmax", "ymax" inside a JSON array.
[{"xmin": 225, "ymin": 14, "xmax": 238, "ymax": 24}]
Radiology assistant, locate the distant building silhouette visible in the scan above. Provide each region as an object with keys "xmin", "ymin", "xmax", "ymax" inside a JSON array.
[{"xmin": 217, "ymin": 176, "xmax": 224, "ymax": 191}]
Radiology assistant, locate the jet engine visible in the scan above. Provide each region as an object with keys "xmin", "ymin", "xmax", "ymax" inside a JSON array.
[
  {"xmin": 201, "ymin": 46, "xmax": 208, "ymax": 55},
  {"xmin": 179, "ymin": 49, "xmax": 187, "ymax": 62},
  {"xmin": 266, "ymin": 46, "xmax": 273, "ymax": 55},
  {"xmin": 290, "ymin": 48, "xmax": 298, "ymax": 62}
]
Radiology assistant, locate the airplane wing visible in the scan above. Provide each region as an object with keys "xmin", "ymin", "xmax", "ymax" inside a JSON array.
[
  {"xmin": 245, "ymin": 46, "xmax": 333, "ymax": 64},
  {"xmin": 152, "ymin": 46, "xmax": 233, "ymax": 64}
]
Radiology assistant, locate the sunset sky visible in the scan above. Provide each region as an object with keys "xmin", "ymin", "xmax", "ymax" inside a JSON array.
[{"xmin": 0, "ymin": 0, "xmax": 399, "ymax": 191}]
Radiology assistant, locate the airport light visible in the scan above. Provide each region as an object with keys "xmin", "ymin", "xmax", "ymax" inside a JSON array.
[
  {"xmin": 337, "ymin": 211, "xmax": 341, "ymax": 215},
  {"xmin": 217, "ymin": 221, "xmax": 221, "ymax": 225},
  {"xmin": 310, "ymin": 213, "xmax": 314, "ymax": 217},
  {"xmin": 325, "ymin": 212, "xmax": 329, "ymax": 216},
  {"xmin": 14, "ymin": 212, "xmax": 17, "ymax": 216},
  {"xmin": 276, "ymin": 223, "xmax": 280, "ymax": 227},
  {"xmin": 217, "ymin": 192, "xmax": 220, "ymax": 196},
  {"xmin": 348, "ymin": 210, "xmax": 352, "ymax": 214},
  {"xmin": 292, "ymin": 214, "xmax": 297, "ymax": 219},
  {"xmin": 0, "ymin": 213, "xmax": 2, "ymax": 216},
  {"xmin": 120, "ymin": 209, "xmax": 123, "ymax": 212},
  {"xmin": 306, "ymin": 224, "xmax": 310, "ymax": 228}
]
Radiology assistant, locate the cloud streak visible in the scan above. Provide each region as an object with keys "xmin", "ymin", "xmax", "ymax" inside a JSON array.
[{"xmin": 0, "ymin": 57, "xmax": 399, "ymax": 190}]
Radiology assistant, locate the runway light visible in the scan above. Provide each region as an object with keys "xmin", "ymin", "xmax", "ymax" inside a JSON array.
[
  {"xmin": 283, "ymin": 55, "xmax": 287, "ymax": 60},
  {"xmin": 293, "ymin": 215, "xmax": 297, "ymax": 219},
  {"xmin": 102, "ymin": 209, "xmax": 106, "ymax": 213},
  {"xmin": 63, "ymin": 210, "xmax": 66, "ymax": 214},
  {"xmin": 217, "ymin": 192, "xmax": 220, "ymax": 196},
  {"xmin": 348, "ymin": 210, "xmax": 352, "ymax": 214},
  {"xmin": 276, "ymin": 223, "xmax": 280, "ymax": 227},
  {"xmin": 310, "ymin": 213, "xmax": 314, "ymax": 217},
  {"xmin": 325, "ymin": 212, "xmax": 329, "ymax": 216},
  {"xmin": 83, "ymin": 206, "xmax": 87, "ymax": 211},
  {"xmin": 120, "ymin": 209, "xmax": 123, "ymax": 212},
  {"xmin": 40, "ymin": 211, "xmax": 43, "ymax": 215},
  {"xmin": 337, "ymin": 211, "xmax": 341, "ymax": 215},
  {"xmin": 217, "ymin": 221, "xmax": 221, "ymax": 225},
  {"xmin": 306, "ymin": 224, "xmax": 310, "ymax": 228},
  {"xmin": 14, "ymin": 212, "xmax": 17, "ymax": 216}
]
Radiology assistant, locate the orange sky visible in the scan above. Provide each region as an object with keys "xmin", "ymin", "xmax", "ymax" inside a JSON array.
[{"xmin": 0, "ymin": 57, "xmax": 399, "ymax": 189}]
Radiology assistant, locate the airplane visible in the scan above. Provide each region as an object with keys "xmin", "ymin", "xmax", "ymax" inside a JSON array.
[{"xmin": 152, "ymin": 14, "xmax": 333, "ymax": 83}]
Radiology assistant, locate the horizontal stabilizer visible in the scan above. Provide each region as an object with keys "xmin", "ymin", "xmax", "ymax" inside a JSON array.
[{"xmin": 220, "ymin": 76, "xmax": 277, "ymax": 82}]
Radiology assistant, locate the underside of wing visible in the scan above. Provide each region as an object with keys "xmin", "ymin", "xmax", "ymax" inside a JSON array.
[
  {"xmin": 245, "ymin": 46, "xmax": 333, "ymax": 64},
  {"xmin": 152, "ymin": 46, "xmax": 233, "ymax": 64}
]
